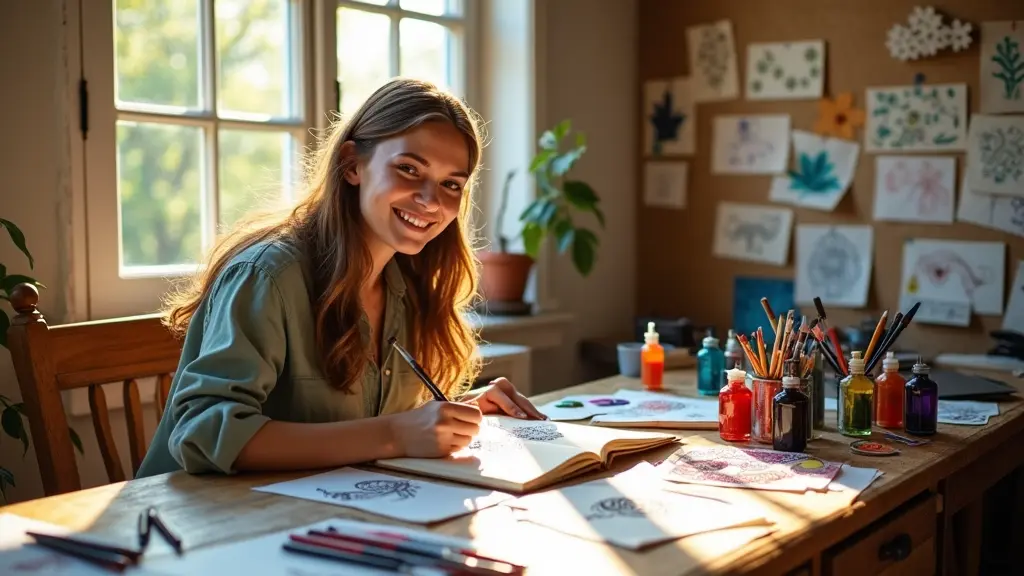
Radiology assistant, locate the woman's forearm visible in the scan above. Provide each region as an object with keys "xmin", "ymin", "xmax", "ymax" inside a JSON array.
[{"xmin": 233, "ymin": 415, "xmax": 402, "ymax": 472}]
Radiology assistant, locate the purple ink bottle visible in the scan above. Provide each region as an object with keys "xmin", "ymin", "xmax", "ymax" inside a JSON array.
[{"xmin": 904, "ymin": 357, "xmax": 938, "ymax": 436}]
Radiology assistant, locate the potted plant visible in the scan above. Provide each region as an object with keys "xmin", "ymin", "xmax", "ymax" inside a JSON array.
[
  {"xmin": 0, "ymin": 217, "xmax": 82, "ymax": 502},
  {"xmin": 477, "ymin": 120, "xmax": 605, "ymax": 312}
]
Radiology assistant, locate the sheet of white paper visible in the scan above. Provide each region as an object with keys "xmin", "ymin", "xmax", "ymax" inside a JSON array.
[
  {"xmin": 253, "ymin": 468, "xmax": 512, "ymax": 524},
  {"xmin": 1003, "ymin": 261, "xmax": 1024, "ymax": 331},
  {"xmin": 509, "ymin": 463, "xmax": 768, "ymax": 550},
  {"xmin": 537, "ymin": 394, "xmax": 635, "ymax": 421},
  {"xmin": 795, "ymin": 225, "xmax": 874, "ymax": 307},
  {"xmin": 643, "ymin": 77, "xmax": 695, "ymax": 156},
  {"xmin": 686, "ymin": 20, "xmax": 740, "ymax": 102},
  {"xmin": 769, "ymin": 130, "xmax": 860, "ymax": 211},
  {"xmin": 966, "ymin": 114, "xmax": 1024, "ymax": 196},
  {"xmin": 980, "ymin": 21, "xmax": 1024, "ymax": 114},
  {"xmin": 712, "ymin": 115, "xmax": 791, "ymax": 174},
  {"xmin": 899, "ymin": 239, "xmax": 1006, "ymax": 326},
  {"xmin": 712, "ymin": 202, "xmax": 794, "ymax": 265},
  {"xmin": 956, "ymin": 172, "xmax": 1024, "ymax": 238},
  {"xmin": 873, "ymin": 156, "xmax": 956, "ymax": 223},
  {"xmin": 746, "ymin": 40, "xmax": 826, "ymax": 100},
  {"xmin": 143, "ymin": 518, "xmax": 479, "ymax": 576},
  {"xmin": 865, "ymin": 83, "xmax": 968, "ymax": 152},
  {"xmin": 589, "ymin": 390, "xmax": 719, "ymax": 425},
  {"xmin": 644, "ymin": 161, "xmax": 688, "ymax": 209},
  {"xmin": 828, "ymin": 465, "xmax": 883, "ymax": 495},
  {"xmin": 937, "ymin": 400, "xmax": 1001, "ymax": 425}
]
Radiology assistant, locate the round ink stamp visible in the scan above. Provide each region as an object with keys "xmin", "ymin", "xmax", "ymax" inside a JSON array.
[
  {"xmin": 555, "ymin": 400, "xmax": 584, "ymax": 408},
  {"xmin": 849, "ymin": 440, "xmax": 900, "ymax": 456},
  {"xmin": 590, "ymin": 398, "xmax": 630, "ymax": 407}
]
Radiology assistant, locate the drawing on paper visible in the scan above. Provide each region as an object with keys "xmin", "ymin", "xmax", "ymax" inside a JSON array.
[
  {"xmin": 648, "ymin": 87, "xmax": 686, "ymax": 156},
  {"xmin": 978, "ymin": 125, "xmax": 1024, "ymax": 185},
  {"xmin": 881, "ymin": 158, "xmax": 954, "ymax": 217},
  {"xmin": 866, "ymin": 83, "xmax": 967, "ymax": 151},
  {"xmin": 665, "ymin": 446, "xmax": 841, "ymax": 487},
  {"xmin": 788, "ymin": 151, "xmax": 841, "ymax": 195},
  {"xmin": 316, "ymin": 480, "xmax": 420, "ymax": 502},
  {"xmin": 584, "ymin": 497, "xmax": 670, "ymax": 521},
  {"xmin": 726, "ymin": 213, "xmax": 782, "ymax": 254},
  {"xmin": 807, "ymin": 229, "xmax": 863, "ymax": 299},
  {"xmin": 505, "ymin": 422, "xmax": 564, "ymax": 442},
  {"xmin": 885, "ymin": 6, "xmax": 972, "ymax": 61},
  {"xmin": 815, "ymin": 93, "xmax": 866, "ymax": 140},
  {"xmin": 938, "ymin": 404, "xmax": 994, "ymax": 425},
  {"xmin": 907, "ymin": 250, "xmax": 993, "ymax": 298},
  {"xmin": 981, "ymin": 23, "xmax": 1024, "ymax": 114},
  {"xmin": 956, "ymin": 174, "xmax": 1024, "ymax": 237},
  {"xmin": 992, "ymin": 35, "xmax": 1024, "ymax": 101},
  {"xmin": 747, "ymin": 41, "xmax": 824, "ymax": 99},
  {"xmin": 644, "ymin": 161, "xmax": 687, "ymax": 209},
  {"xmin": 727, "ymin": 119, "xmax": 776, "ymax": 168},
  {"xmin": 694, "ymin": 26, "xmax": 732, "ymax": 92}
]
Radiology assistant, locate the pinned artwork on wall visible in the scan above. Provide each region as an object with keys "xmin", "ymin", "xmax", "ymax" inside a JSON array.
[
  {"xmin": 865, "ymin": 82, "xmax": 968, "ymax": 152},
  {"xmin": 956, "ymin": 172, "xmax": 1024, "ymax": 238},
  {"xmin": 643, "ymin": 77, "xmax": 695, "ymax": 156},
  {"xmin": 712, "ymin": 202, "xmax": 794, "ymax": 266},
  {"xmin": 768, "ymin": 130, "xmax": 861, "ymax": 212},
  {"xmin": 980, "ymin": 21, "xmax": 1024, "ymax": 114},
  {"xmin": 965, "ymin": 115, "xmax": 1024, "ymax": 197},
  {"xmin": 643, "ymin": 161, "xmax": 688, "ymax": 209},
  {"xmin": 885, "ymin": 6, "xmax": 973, "ymax": 61},
  {"xmin": 899, "ymin": 239, "xmax": 1006, "ymax": 327},
  {"xmin": 686, "ymin": 20, "xmax": 740, "ymax": 102},
  {"xmin": 1002, "ymin": 261, "xmax": 1024, "ymax": 332},
  {"xmin": 814, "ymin": 92, "xmax": 866, "ymax": 141},
  {"xmin": 711, "ymin": 115, "xmax": 791, "ymax": 174},
  {"xmin": 795, "ymin": 225, "xmax": 874, "ymax": 308},
  {"xmin": 873, "ymin": 156, "xmax": 956, "ymax": 224},
  {"xmin": 745, "ymin": 40, "xmax": 826, "ymax": 100}
]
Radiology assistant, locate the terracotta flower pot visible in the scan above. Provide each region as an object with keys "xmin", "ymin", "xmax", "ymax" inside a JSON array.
[{"xmin": 477, "ymin": 251, "xmax": 534, "ymax": 303}]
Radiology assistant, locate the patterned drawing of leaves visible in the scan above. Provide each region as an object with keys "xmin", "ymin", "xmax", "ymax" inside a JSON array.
[
  {"xmin": 787, "ymin": 151, "xmax": 841, "ymax": 194},
  {"xmin": 992, "ymin": 36, "xmax": 1024, "ymax": 100},
  {"xmin": 933, "ymin": 133, "xmax": 958, "ymax": 145},
  {"xmin": 649, "ymin": 89, "xmax": 685, "ymax": 155}
]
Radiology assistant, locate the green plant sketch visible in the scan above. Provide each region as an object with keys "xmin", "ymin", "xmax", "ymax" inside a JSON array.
[
  {"xmin": 788, "ymin": 151, "xmax": 841, "ymax": 195},
  {"xmin": 993, "ymin": 36, "xmax": 1024, "ymax": 101},
  {"xmin": 978, "ymin": 125, "xmax": 1024, "ymax": 185},
  {"xmin": 748, "ymin": 42, "xmax": 822, "ymax": 98},
  {"xmin": 648, "ymin": 88, "xmax": 685, "ymax": 156},
  {"xmin": 868, "ymin": 84, "xmax": 964, "ymax": 150}
]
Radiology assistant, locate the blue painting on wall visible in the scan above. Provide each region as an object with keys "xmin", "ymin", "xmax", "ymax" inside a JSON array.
[{"xmin": 733, "ymin": 276, "xmax": 799, "ymax": 337}]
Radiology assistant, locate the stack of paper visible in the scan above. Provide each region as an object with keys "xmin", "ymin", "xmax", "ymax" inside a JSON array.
[{"xmin": 538, "ymin": 389, "xmax": 719, "ymax": 429}]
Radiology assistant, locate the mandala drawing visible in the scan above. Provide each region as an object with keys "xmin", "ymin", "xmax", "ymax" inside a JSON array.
[
  {"xmin": 584, "ymin": 497, "xmax": 672, "ymax": 521},
  {"xmin": 505, "ymin": 422, "xmax": 564, "ymax": 442},
  {"xmin": 807, "ymin": 229, "xmax": 862, "ymax": 299},
  {"xmin": 978, "ymin": 125, "xmax": 1024, "ymax": 185},
  {"xmin": 727, "ymin": 119, "xmax": 775, "ymax": 167},
  {"xmin": 726, "ymin": 214, "xmax": 782, "ymax": 255},
  {"xmin": 696, "ymin": 26, "xmax": 731, "ymax": 90},
  {"xmin": 908, "ymin": 250, "xmax": 991, "ymax": 298},
  {"xmin": 316, "ymin": 480, "xmax": 419, "ymax": 502}
]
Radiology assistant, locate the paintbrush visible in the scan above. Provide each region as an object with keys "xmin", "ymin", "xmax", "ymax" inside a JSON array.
[
  {"xmin": 867, "ymin": 311, "xmax": 903, "ymax": 370},
  {"xmin": 769, "ymin": 314, "xmax": 784, "ymax": 378},
  {"xmin": 809, "ymin": 322, "xmax": 846, "ymax": 376},
  {"xmin": 863, "ymin": 310, "xmax": 888, "ymax": 363},
  {"xmin": 755, "ymin": 328, "xmax": 768, "ymax": 377},
  {"xmin": 865, "ymin": 302, "xmax": 921, "ymax": 374},
  {"xmin": 761, "ymin": 297, "xmax": 778, "ymax": 335},
  {"xmin": 813, "ymin": 297, "xmax": 848, "ymax": 374}
]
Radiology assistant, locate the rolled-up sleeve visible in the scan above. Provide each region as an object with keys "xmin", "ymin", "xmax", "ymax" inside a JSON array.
[{"xmin": 168, "ymin": 262, "xmax": 287, "ymax": 474}]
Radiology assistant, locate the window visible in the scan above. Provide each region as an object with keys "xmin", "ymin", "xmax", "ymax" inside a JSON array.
[{"xmin": 78, "ymin": 0, "xmax": 476, "ymax": 319}]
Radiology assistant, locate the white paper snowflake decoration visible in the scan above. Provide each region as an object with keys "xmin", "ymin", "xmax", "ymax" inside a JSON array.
[{"xmin": 885, "ymin": 6, "xmax": 973, "ymax": 61}]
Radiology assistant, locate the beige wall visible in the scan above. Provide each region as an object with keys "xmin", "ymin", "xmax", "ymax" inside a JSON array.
[{"xmin": 0, "ymin": 0, "xmax": 638, "ymax": 503}]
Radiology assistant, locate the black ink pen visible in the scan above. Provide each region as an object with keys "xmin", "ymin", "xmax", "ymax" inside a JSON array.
[{"xmin": 388, "ymin": 337, "xmax": 448, "ymax": 401}]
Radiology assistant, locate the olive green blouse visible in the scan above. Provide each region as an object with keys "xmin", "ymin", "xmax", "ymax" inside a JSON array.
[{"xmin": 136, "ymin": 240, "xmax": 426, "ymax": 478}]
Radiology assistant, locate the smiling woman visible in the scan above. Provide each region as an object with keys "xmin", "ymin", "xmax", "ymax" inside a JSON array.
[{"xmin": 135, "ymin": 78, "xmax": 545, "ymax": 480}]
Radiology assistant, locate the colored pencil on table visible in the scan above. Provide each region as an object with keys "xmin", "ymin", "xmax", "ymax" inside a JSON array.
[
  {"xmin": 761, "ymin": 297, "xmax": 778, "ymax": 335},
  {"xmin": 756, "ymin": 327, "xmax": 768, "ymax": 376},
  {"xmin": 863, "ymin": 310, "xmax": 888, "ymax": 363}
]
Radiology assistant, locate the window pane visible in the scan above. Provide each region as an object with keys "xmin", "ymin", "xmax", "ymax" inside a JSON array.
[
  {"xmin": 219, "ymin": 129, "xmax": 293, "ymax": 228},
  {"xmin": 117, "ymin": 121, "xmax": 203, "ymax": 268},
  {"xmin": 400, "ymin": 0, "xmax": 461, "ymax": 17},
  {"xmin": 337, "ymin": 8, "xmax": 392, "ymax": 117},
  {"xmin": 216, "ymin": 0, "xmax": 297, "ymax": 118},
  {"xmin": 399, "ymin": 18, "xmax": 450, "ymax": 91},
  {"xmin": 114, "ymin": 0, "xmax": 201, "ymax": 109}
]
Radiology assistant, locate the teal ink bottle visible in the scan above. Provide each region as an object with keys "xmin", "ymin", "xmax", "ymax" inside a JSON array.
[
  {"xmin": 772, "ymin": 362, "xmax": 809, "ymax": 453},
  {"xmin": 697, "ymin": 333, "xmax": 724, "ymax": 396},
  {"xmin": 904, "ymin": 358, "xmax": 938, "ymax": 436}
]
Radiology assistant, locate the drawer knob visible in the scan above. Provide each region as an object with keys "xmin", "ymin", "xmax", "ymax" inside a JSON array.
[{"xmin": 878, "ymin": 533, "xmax": 912, "ymax": 562}]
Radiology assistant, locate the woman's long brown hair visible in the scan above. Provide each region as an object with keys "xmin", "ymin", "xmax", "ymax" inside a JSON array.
[{"xmin": 163, "ymin": 78, "xmax": 483, "ymax": 399}]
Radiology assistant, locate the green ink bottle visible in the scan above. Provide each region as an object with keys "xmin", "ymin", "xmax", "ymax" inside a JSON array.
[{"xmin": 838, "ymin": 351, "xmax": 873, "ymax": 437}]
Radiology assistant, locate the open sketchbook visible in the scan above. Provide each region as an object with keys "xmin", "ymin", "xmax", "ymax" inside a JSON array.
[{"xmin": 375, "ymin": 416, "xmax": 677, "ymax": 493}]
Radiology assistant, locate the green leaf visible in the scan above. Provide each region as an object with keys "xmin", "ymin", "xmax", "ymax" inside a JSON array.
[
  {"xmin": 1, "ymin": 274, "xmax": 44, "ymax": 296},
  {"xmin": 537, "ymin": 201, "xmax": 558, "ymax": 228},
  {"xmin": 0, "ymin": 309, "xmax": 8, "ymax": 349},
  {"xmin": 519, "ymin": 199, "xmax": 544, "ymax": 222},
  {"xmin": 563, "ymin": 181, "xmax": 599, "ymax": 209},
  {"xmin": 571, "ymin": 229, "xmax": 598, "ymax": 276},
  {"xmin": 1, "ymin": 406, "xmax": 28, "ymax": 456},
  {"xmin": 593, "ymin": 207, "xmax": 606, "ymax": 228},
  {"xmin": 69, "ymin": 426, "xmax": 84, "ymax": 454},
  {"xmin": 0, "ymin": 219, "xmax": 34, "ymax": 269},
  {"xmin": 550, "ymin": 146, "xmax": 586, "ymax": 176},
  {"xmin": 521, "ymin": 222, "xmax": 544, "ymax": 258},
  {"xmin": 575, "ymin": 131, "xmax": 586, "ymax": 148},
  {"xmin": 553, "ymin": 119, "xmax": 571, "ymax": 140},
  {"xmin": 528, "ymin": 149, "xmax": 555, "ymax": 173},
  {"xmin": 553, "ymin": 220, "xmax": 574, "ymax": 253},
  {"xmin": 538, "ymin": 131, "xmax": 558, "ymax": 151}
]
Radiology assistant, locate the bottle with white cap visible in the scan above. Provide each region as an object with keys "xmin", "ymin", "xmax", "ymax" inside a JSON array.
[
  {"xmin": 640, "ymin": 322, "xmax": 664, "ymax": 391},
  {"xmin": 838, "ymin": 351, "xmax": 874, "ymax": 437},
  {"xmin": 719, "ymin": 367, "xmax": 752, "ymax": 442},
  {"xmin": 904, "ymin": 357, "xmax": 938, "ymax": 436},
  {"xmin": 875, "ymin": 351, "xmax": 906, "ymax": 429},
  {"xmin": 772, "ymin": 360, "xmax": 809, "ymax": 452}
]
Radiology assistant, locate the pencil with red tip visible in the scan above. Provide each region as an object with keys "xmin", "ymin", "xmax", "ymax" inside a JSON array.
[
  {"xmin": 865, "ymin": 302, "xmax": 920, "ymax": 374},
  {"xmin": 814, "ymin": 297, "xmax": 847, "ymax": 374}
]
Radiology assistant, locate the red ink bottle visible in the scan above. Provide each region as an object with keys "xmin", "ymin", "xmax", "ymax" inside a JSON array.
[
  {"xmin": 719, "ymin": 367, "xmax": 752, "ymax": 442},
  {"xmin": 874, "ymin": 351, "xmax": 905, "ymax": 429}
]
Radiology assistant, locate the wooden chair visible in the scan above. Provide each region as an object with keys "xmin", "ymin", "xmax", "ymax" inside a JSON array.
[{"xmin": 7, "ymin": 283, "xmax": 183, "ymax": 496}]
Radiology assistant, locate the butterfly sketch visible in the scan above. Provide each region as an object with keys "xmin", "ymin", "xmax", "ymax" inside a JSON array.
[
  {"xmin": 807, "ymin": 229, "xmax": 863, "ymax": 299},
  {"xmin": 584, "ymin": 497, "xmax": 671, "ymax": 521},
  {"xmin": 910, "ymin": 250, "xmax": 993, "ymax": 298},
  {"xmin": 727, "ymin": 213, "xmax": 782, "ymax": 254},
  {"xmin": 881, "ymin": 158, "xmax": 954, "ymax": 218},
  {"xmin": 316, "ymin": 480, "xmax": 419, "ymax": 502}
]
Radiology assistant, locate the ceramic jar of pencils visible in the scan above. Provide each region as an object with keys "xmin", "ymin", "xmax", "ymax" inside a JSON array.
[{"xmin": 751, "ymin": 377, "xmax": 783, "ymax": 444}]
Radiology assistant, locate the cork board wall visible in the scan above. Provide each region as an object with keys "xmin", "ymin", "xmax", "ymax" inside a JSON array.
[{"xmin": 637, "ymin": 0, "xmax": 1024, "ymax": 359}]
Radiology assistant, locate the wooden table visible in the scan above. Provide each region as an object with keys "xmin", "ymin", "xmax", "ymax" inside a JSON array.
[{"xmin": 4, "ymin": 369, "xmax": 1024, "ymax": 575}]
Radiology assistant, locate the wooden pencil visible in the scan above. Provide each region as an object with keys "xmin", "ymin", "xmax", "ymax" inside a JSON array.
[
  {"xmin": 756, "ymin": 327, "xmax": 768, "ymax": 376},
  {"xmin": 761, "ymin": 298, "xmax": 777, "ymax": 335},
  {"xmin": 769, "ymin": 314, "xmax": 784, "ymax": 379},
  {"xmin": 863, "ymin": 310, "xmax": 888, "ymax": 362}
]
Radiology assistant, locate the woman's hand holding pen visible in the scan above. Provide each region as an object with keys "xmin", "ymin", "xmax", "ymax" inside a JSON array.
[
  {"xmin": 388, "ymin": 401, "xmax": 482, "ymax": 457},
  {"xmin": 459, "ymin": 378, "xmax": 547, "ymax": 420}
]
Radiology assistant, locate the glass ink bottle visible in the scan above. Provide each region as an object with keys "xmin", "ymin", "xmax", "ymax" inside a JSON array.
[
  {"xmin": 905, "ymin": 358, "xmax": 938, "ymax": 436},
  {"xmin": 723, "ymin": 330, "xmax": 743, "ymax": 383},
  {"xmin": 719, "ymin": 367, "xmax": 752, "ymax": 442},
  {"xmin": 838, "ymin": 351, "xmax": 873, "ymax": 437},
  {"xmin": 772, "ymin": 362, "xmax": 809, "ymax": 453},
  {"xmin": 874, "ymin": 351, "xmax": 905, "ymax": 429},
  {"xmin": 640, "ymin": 322, "xmax": 664, "ymax": 391},
  {"xmin": 697, "ymin": 332, "xmax": 724, "ymax": 396}
]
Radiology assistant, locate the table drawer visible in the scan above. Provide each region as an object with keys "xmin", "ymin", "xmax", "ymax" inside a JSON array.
[{"xmin": 825, "ymin": 494, "xmax": 937, "ymax": 576}]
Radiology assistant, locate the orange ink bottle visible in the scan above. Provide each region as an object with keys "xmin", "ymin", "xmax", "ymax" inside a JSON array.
[
  {"xmin": 641, "ymin": 322, "xmax": 665, "ymax": 391},
  {"xmin": 874, "ymin": 351, "xmax": 905, "ymax": 429}
]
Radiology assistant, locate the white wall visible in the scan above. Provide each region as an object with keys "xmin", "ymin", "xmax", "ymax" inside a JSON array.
[{"xmin": 0, "ymin": 0, "xmax": 639, "ymax": 503}]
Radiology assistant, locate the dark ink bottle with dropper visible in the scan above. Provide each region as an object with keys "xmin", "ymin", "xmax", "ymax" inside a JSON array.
[
  {"xmin": 904, "ymin": 357, "xmax": 938, "ymax": 436},
  {"xmin": 772, "ymin": 360, "xmax": 809, "ymax": 453}
]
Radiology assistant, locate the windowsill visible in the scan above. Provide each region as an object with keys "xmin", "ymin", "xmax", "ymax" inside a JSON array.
[{"xmin": 471, "ymin": 310, "xmax": 574, "ymax": 350}]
